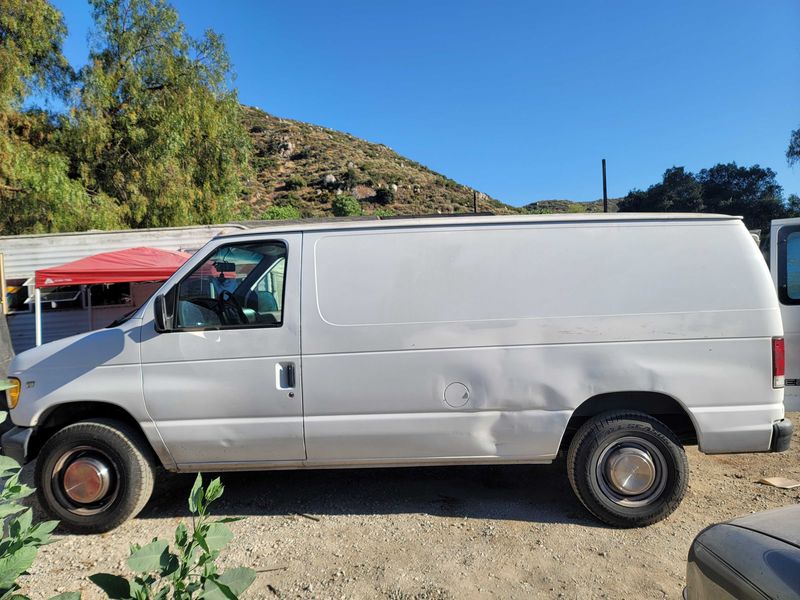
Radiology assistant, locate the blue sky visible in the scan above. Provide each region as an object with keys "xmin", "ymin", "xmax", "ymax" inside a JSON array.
[{"xmin": 50, "ymin": 0, "xmax": 800, "ymax": 205}]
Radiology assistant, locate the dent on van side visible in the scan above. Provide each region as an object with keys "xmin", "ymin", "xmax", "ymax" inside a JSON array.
[{"xmin": 1, "ymin": 213, "xmax": 793, "ymax": 532}]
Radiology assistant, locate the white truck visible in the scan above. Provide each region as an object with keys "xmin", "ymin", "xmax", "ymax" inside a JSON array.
[{"xmin": 1, "ymin": 214, "xmax": 792, "ymax": 532}]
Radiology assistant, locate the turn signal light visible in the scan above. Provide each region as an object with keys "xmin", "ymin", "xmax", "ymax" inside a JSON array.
[{"xmin": 5, "ymin": 378, "xmax": 21, "ymax": 409}]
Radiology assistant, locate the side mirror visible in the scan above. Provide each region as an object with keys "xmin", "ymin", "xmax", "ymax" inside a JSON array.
[{"xmin": 153, "ymin": 293, "xmax": 174, "ymax": 332}]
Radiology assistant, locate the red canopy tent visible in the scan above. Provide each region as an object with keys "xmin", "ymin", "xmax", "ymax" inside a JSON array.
[
  {"xmin": 35, "ymin": 246, "xmax": 191, "ymax": 288},
  {"xmin": 32, "ymin": 247, "xmax": 191, "ymax": 346}
]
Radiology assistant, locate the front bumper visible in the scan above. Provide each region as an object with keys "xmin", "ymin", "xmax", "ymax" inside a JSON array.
[
  {"xmin": 0, "ymin": 426, "xmax": 33, "ymax": 464},
  {"xmin": 771, "ymin": 418, "xmax": 793, "ymax": 452}
]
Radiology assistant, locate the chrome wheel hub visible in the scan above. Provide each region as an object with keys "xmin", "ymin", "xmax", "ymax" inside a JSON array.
[
  {"xmin": 63, "ymin": 457, "xmax": 111, "ymax": 504},
  {"xmin": 52, "ymin": 446, "xmax": 119, "ymax": 515},
  {"xmin": 595, "ymin": 437, "xmax": 668, "ymax": 507},
  {"xmin": 604, "ymin": 446, "xmax": 656, "ymax": 495}
]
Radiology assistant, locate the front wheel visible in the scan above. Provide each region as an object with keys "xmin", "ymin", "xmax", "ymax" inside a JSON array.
[
  {"xmin": 35, "ymin": 419, "xmax": 155, "ymax": 533},
  {"xmin": 567, "ymin": 410, "xmax": 688, "ymax": 528}
]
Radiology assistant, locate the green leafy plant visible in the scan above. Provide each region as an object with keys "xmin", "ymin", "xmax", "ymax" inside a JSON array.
[
  {"xmin": 374, "ymin": 187, "xmax": 395, "ymax": 205},
  {"xmin": 283, "ymin": 174, "xmax": 306, "ymax": 191},
  {"xmin": 90, "ymin": 474, "xmax": 256, "ymax": 600},
  {"xmin": 370, "ymin": 208, "xmax": 396, "ymax": 217},
  {"xmin": 261, "ymin": 205, "xmax": 300, "ymax": 220},
  {"xmin": 0, "ymin": 412, "xmax": 77, "ymax": 600},
  {"xmin": 331, "ymin": 194, "xmax": 362, "ymax": 217}
]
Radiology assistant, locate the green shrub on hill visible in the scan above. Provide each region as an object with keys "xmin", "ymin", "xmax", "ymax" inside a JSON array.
[{"xmin": 332, "ymin": 195, "xmax": 362, "ymax": 217}]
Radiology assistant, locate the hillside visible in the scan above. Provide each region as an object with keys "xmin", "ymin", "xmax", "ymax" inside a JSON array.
[
  {"xmin": 241, "ymin": 107, "xmax": 521, "ymax": 218},
  {"xmin": 524, "ymin": 198, "xmax": 621, "ymax": 213}
]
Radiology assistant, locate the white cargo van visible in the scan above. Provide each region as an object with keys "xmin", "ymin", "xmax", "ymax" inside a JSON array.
[
  {"xmin": 1, "ymin": 214, "xmax": 792, "ymax": 532},
  {"xmin": 770, "ymin": 217, "xmax": 800, "ymax": 411}
]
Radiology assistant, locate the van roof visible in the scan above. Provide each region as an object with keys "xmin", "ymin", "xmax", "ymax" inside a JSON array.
[{"xmin": 220, "ymin": 212, "xmax": 742, "ymax": 238}]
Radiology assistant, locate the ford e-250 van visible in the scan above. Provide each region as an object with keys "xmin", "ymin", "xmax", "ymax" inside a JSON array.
[{"xmin": 1, "ymin": 214, "xmax": 793, "ymax": 532}]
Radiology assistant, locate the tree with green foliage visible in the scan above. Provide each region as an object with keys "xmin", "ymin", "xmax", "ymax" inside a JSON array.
[
  {"xmin": 788, "ymin": 194, "xmax": 800, "ymax": 215},
  {"xmin": 619, "ymin": 163, "xmax": 790, "ymax": 233},
  {"xmin": 0, "ymin": 0, "xmax": 123, "ymax": 235},
  {"xmin": 0, "ymin": 0, "xmax": 70, "ymax": 111},
  {"xmin": 619, "ymin": 167, "xmax": 703, "ymax": 213},
  {"xmin": 696, "ymin": 163, "xmax": 787, "ymax": 233},
  {"xmin": 331, "ymin": 194, "xmax": 361, "ymax": 217},
  {"xmin": 64, "ymin": 0, "xmax": 251, "ymax": 229},
  {"xmin": 788, "ymin": 127, "xmax": 799, "ymax": 166}
]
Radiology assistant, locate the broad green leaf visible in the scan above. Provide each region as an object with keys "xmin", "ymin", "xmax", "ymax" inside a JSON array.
[
  {"xmin": 128, "ymin": 578, "xmax": 146, "ymax": 599},
  {"xmin": 25, "ymin": 520, "xmax": 59, "ymax": 545},
  {"xmin": 193, "ymin": 529, "xmax": 210, "ymax": 554},
  {"xmin": 0, "ymin": 546, "xmax": 38, "ymax": 589},
  {"xmin": 0, "ymin": 503, "xmax": 27, "ymax": 519},
  {"xmin": 3, "ymin": 480, "xmax": 34, "ymax": 501},
  {"xmin": 218, "ymin": 568, "xmax": 256, "ymax": 596},
  {"xmin": 175, "ymin": 522, "xmax": 188, "ymax": 547},
  {"xmin": 49, "ymin": 593, "xmax": 81, "ymax": 600},
  {"xmin": 188, "ymin": 473, "xmax": 204, "ymax": 513},
  {"xmin": 204, "ymin": 478, "xmax": 224, "ymax": 503},
  {"xmin": 0, "ymin": 455, "xmax": 20, "ymax": 477},
  {"xmin": 15, "ymin": 508, "xmax": 33, "ymax": 534},
  {"xmin": 159, "ymin": 552, "xmax": 179, "ymax": 577},
  {"xmin": 199, "ymin": 578, "xmax": 236, "ymax": 600},
  {"xmin": 127, "ymin": 539, "xmax": 169, "ymax": 573},
  {"xmin": 203, "ymin": 523, "xmax": 232, "ymax": 553},
  {"xmin": 89, "ymin": 573, "xmax": 131, "ymax": 600}
]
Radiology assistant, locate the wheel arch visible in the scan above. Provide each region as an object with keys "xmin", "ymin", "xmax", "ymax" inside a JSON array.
[
  {"xmin": 29, "ymin": 401, "xmax": 160, "ymax": 466},
  {"xmin": 559, "ymin": 391, "xmax": 699, "ymax": 452}
]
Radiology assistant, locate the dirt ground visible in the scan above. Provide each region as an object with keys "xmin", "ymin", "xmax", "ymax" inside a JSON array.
[{"xmin": 17, "ymin": 412, "xmax": 800, "ymax": 600}]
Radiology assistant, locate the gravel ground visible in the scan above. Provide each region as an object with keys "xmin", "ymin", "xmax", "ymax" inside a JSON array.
[{"xmin": 17, "ymin": 412, "xmax": 800, "ymax": 600}]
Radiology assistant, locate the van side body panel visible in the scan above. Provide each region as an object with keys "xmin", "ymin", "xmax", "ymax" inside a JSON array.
[{"xmin": 301, "ymin": 220, "xmax": 782, "ymax": 463}]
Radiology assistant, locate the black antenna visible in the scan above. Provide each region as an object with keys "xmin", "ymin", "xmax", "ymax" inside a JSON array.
[
  {"xmin": 602, "ymin": 159, "xmax": 608, "ymax": 213},
  {"xmin": 473, "ymin": 190, "xmax": 478, "ymax": 214}
]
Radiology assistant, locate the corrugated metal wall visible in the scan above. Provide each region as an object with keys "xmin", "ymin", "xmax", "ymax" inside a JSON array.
[
  {"xmin": 8, "ymin": 307, "xmax": 132, "ymax": 352},
  {"xmin": 0, "ymin": 224, "xmax": 245, "ymax": 280}
]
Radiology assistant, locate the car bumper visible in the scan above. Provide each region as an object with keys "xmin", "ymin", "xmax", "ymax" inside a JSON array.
[
  {"xmin": 771, "ymin": 418, "xmax": 793, "ymax": 452},
  {"xmin": 0, "ymin": 426, "xmax": 33, "ymax": 464}
]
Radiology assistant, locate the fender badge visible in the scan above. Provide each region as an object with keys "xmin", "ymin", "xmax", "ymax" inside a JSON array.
[{"xmin": 25, "ymin": 381, "xmax": 35, "ymax": 388}]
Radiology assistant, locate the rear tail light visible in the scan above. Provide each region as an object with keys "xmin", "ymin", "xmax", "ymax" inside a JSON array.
[{"xmin": 773, "ymin": 337, "xmax": 785, "ymax": 388}]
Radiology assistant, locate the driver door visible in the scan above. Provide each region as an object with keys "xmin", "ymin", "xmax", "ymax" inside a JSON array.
[{"xmin": 140, "ymin": 235, "xmax": 305, "ymax": 467}]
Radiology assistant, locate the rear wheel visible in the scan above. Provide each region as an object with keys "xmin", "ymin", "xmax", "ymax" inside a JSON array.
[
  {"xmin": 35, "ymin": 419, "xmax": 154, "ymax": 533},
  {"xmin": 567, "ymin": 410, "xmax": 688, "ymax": 528}
]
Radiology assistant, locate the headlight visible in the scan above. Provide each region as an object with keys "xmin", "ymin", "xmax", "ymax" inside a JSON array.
[{"xmin": 4, "ymin": 378, "xmax": 21, "ymax": 409}]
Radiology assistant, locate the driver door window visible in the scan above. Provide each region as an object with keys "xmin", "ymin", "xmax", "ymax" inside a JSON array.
[{"xmin": 176, "ymin": 241, "xmax": 287, "ymax": 329}]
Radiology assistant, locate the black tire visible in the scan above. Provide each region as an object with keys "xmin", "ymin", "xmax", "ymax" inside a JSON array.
[
  {"xmin": 567, "ymin": 410, "xmax": 688, "ymax": 528},
  {"xmin": 35, "ymin": 418, "xmax": 155, "ymax": 533}
]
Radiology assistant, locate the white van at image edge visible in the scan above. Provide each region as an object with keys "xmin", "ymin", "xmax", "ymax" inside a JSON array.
[
  {"xmin": 771, "ymin": 217, "xmax": 800, "ymax": 412},
  {"xmin": 1, "ymin": 213, "xmax": 793, "ymax": 532}
]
